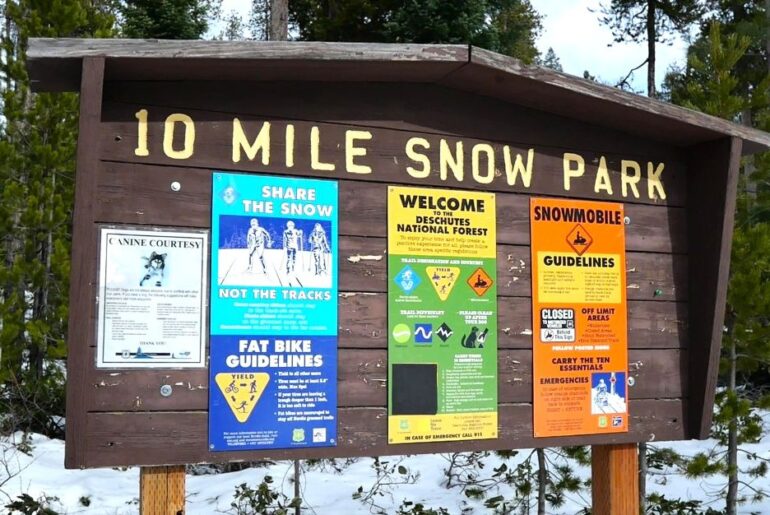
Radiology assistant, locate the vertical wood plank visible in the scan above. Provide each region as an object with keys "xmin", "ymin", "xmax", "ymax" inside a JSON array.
[
  {"xmin": 686, "ymin": 136, "xmax": 742, "ymax": 438},
  {"xmin": 64, "ymin": 56, "xmax": 104, "ymax": 469},
  {"xmin": 140, "ymin": 466, "xmax": 186, "ymax": 514},
  {"xmin": 592, "ymin": 444, "xmax": 639, "ymax": 515},
  {"xmin": 167, "ymin": 466, "xmax": 186, "ymax": 513}
]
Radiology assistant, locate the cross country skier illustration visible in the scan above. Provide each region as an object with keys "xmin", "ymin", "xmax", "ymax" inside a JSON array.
[
  {"xmin": 308, "ymin": 223, "xmax": 330, "ymax": 275},
  {"xmin": 283, "ymin": 221, "xmax": 303, "ymax": 275},
  {"xmin": 246, "ymin": 218, "xmax": 272, "ymax": 273}
]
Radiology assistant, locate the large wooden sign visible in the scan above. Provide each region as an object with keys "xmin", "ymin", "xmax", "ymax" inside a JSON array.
[{"xmin": 27, "ymin": 39, "xmax": 770, "ymax": 469}]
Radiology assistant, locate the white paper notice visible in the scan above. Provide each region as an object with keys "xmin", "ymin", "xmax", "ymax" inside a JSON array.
[{"xmin": 96, "ymin": 227, "xmax": 208, "ymax": 368}]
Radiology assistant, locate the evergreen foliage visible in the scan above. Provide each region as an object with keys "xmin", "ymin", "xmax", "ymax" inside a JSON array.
[
  {"xmin": 0, "ymin": 0, "xmax": 112, "ymax": 436},
  {"xmin": 664, "ymin": 9, "xmax": 770, "ymax": 513},
  {"xmin": 117, "ymin": 0, "xmax": 217, "ymax": 39},
  {"xmin": 598, "ymin": 0, "xmax": 703, "ymax": 95},
  {"xmin": 539, "ymin": 47, "xmax": 563, "ymax": 71},
  {"xmin": 230, "ymin": 475, "xmax": 302, "ymax": 515},
  {"xmin": 288, "ymin": 0, "xmax": 541, "ymax": 61}
]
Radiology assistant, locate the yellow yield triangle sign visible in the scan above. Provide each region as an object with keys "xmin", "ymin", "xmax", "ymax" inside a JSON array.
[
  {"xmin": 215, "ymin": 372, "xmax": 270, "ymax": 423},
  {"xmin": 426, "ymin": 266, "xmax": 460, "ymax": 301}
]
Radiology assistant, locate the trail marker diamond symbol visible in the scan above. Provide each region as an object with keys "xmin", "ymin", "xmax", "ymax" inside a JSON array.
[
  {"xmin": 566, "ymin": 224, "xmax": 593, "ymax": 256},
  {"xmin": 468, "ymin": 268, "xmax": 493, "ymax": 297}
]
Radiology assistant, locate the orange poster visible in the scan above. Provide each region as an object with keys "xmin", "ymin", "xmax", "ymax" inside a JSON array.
[{"xmin": 530, "ymin": 198, "xmax": 628, "ymax": 437}]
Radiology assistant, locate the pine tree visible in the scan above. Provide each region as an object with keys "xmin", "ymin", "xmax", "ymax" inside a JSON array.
[
  {"xmin": 218, "ymin": 9, "xmax": 245, "ymax": 41},
  {"xmin": 117, "ymin": 0, "xmax": 217, "ymax": 39},
  {"xmin": 539, "ymin": 47, "xmax": 563, "ymax": 71},
  {"xmin": 0, "ymin": 0, "xmax": 113, "ymax": 436},
  {"xmin": 665, "ymin": 20, "xmax": 770, "ymax": 515},
  {"xmin": 289, "ymin": 0, "xmax": 398, "ymax": 42},
  {"xmin": 288, "ymin": 0, "xmax": 542, "ymax": 61},
  {"xmin": 249, "ymin": 0, "xmax": 271, "ymax": 40},
  {"xmin": 598, "ymin": 0, "xmax": 703, "ymax": 96}
]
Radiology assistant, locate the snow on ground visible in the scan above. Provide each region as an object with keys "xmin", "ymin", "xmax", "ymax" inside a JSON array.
[
  {"xmin": 4, "ymin": 422, "xmax": 770, "ymax": 514},
  {"xmin": 218, "ymin": 248, "xmax": 332, "ymax": 289}
]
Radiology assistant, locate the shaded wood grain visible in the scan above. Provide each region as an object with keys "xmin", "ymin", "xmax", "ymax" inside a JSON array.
[
  {"xmin": 27, "ymin": 39, "xmax": 770, "ymax": 156},
  {"xmin": 498, "ymin": 246, "xmax": 687, "ymax": 301},
  {"xmin": 592, "ymin": 444, "xmax": 639, "ymax": 515},
  {"xmin": 338, "ymin": 238, "xmax": 688, "ymax": 301},
  {"xmin": 29, "ymin": 40, "xmax": 468, "ymax": 92},
  {"xmin": 687, "ymin": 138, "xmax": 741, "ymax": 438},
  {"xmin": 101, "ymin": 81, "xmax": 688, "ymax": 164},
  {"xmin": 81, "ymin": 399, "xmax": 685, "ymax": 468},
  {"xmin": 94, "ymin": 162, "xmax": 687, "ymax": 253},
  {"xmin": 30, "ymin": 39, "xmax": 469, "ymax": 61},
  {"xmin": 64, "ymin": 57, "xmax": 104, "ymax": 469},
  {"xmin": 87, "ymin": 295, "xmax": 686, "ymax": 351},
  {"xmin": 444, "ymin": 46, "xmax": 770, "ymax": 154},
  {"xmin": 139, "ymin": 466, "xmax": 185, "ymax": 515},
  {"xmin": 86, "ymin": 348, "xmax": 685, "ymax": 412},
  {"xmin": 98, "ymin": 103, "xmax": 686, "ymax": 206},
  {"xmin": 335, "ymin": 294, "xmax": 687, "ymax": 350}
]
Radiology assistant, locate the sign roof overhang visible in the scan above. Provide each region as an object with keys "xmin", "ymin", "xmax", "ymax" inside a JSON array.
[{"xmin": 27, "ymin": 38, "xmax": 770, "ymax": 155}]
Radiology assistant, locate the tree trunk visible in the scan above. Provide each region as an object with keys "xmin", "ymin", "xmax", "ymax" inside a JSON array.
[
  {"xmin": 726, "ymin": 338, "xmax": 738, "ymax": 515},
  {"xmin": 294, "ymin": 459, "xmax": 301, "ymax": 515},
  {"xmin": 742, "ymin": 109, "xmax": 756, "ymax": 201},
  {"xmin": 646, "ymin": 0, "xmax": 656, "ymax": 97},
  {"xmin": 269, "ymin": 0, "xmax": 288, "ymax": 41},
  {"xmin": 638, "ymin": 442, "xmax": 647, "ymax": 514},
  {"xmin": 766, "ymin": 0, "xmax": 770, "ymax": 75},
  {"xmin": 536, "ymin": 448, "xmax": 547, "ymax": 515}
]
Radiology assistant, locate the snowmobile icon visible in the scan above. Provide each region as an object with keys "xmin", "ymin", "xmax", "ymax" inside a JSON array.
[{"xmin": 473, "ymin": 274, "xmax": 489, "ymax": 288}]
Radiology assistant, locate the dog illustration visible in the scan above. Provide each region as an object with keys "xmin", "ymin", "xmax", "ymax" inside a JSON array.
[{"xmin": 140, "ymin": 252, "xmax": 167, "ymax": 287}]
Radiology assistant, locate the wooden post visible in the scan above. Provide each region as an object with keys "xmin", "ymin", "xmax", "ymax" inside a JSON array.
[
  {"xmin": 140, "ymin": 466, "xmax": 185, "ymax": 515},
  {"xmin": 592, "ymin": 444, "xmax": 639, "ymax": 515}
]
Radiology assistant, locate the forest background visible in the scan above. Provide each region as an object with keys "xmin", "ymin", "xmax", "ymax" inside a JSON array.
[{"xmin": 2, "ymin": 1, "xmax": 770, "ymax": 514}]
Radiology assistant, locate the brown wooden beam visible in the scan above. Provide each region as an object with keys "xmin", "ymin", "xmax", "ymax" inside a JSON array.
[
  {"xmin": 686, "ymin": 137, "xmax": 742, "ymax": 438},
  {"xmin": 140, "ymin": 466, "xmax": 185, "ymax": 515},
  {"xmin": 64, "ymin": 56, "xmax": 104, "ymax": 469},
  {"xmin": 592, "ymin": 444, "xmax": 639, "ymax": 515}
]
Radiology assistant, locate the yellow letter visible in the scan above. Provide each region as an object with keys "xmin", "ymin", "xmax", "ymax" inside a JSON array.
[
  {"xmin": 134, "ymin": 109, "xmax": 149, "ymax": 157},
  {"xmin": 621, "ymin": 160, "xmax": 641, "ymax": 198},
  {"xmin": 594, "ymin": 156, "xmax": 613, "ymax": 195},
  {"xmin": 311, "ymin": 126, "xmax": 335, "ymax": 171},
  {"xmin": 285, "ymin": 124, "xmax": 295, "ymax": 168},
  {"xmin": 163, "ymin": 113, "xmax": 195, "ymax": 160},
  {"xmin": 647, "ymin": 162, "xmax": 666, "ymax": 200},
  {"xmin": 232, "ymin": 119, "xmax": 270, "ymax": 164},
  {"xmin": 471, "ymin": 144, "xmax": 495, "ymax": 184},
  {"xmin": 440, "ymin": 139, "xmax": 464, "ymax": 181},
  {"xmin": 563, "ymin": 153, "xmax": 584, "ymax": 191},
  {"xmin": 345, "ymin": 130, "xmax": 372, "ymax": 174},
  {"xmin": 406, "ymin": 137, "xmax": 431, "ymax": 178},
  {"xmin": 504, "ymin": 147, "xmax": 534, "ymax": 187}
]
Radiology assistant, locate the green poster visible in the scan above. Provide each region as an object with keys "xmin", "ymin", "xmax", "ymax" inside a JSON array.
[{"xmin": 387, "ymin": 186, "xmax": 498, "ymax": 444}]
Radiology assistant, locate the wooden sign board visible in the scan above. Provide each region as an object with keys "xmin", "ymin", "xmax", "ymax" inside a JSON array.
[{"xmin": 26, "ymin": 39, "xmax": 770, "ymax": 469}]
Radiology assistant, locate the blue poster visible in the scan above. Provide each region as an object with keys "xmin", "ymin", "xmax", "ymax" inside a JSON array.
[{"xmin": 209, "ymin": 172, "xmax": 338, "ymax": 451}]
